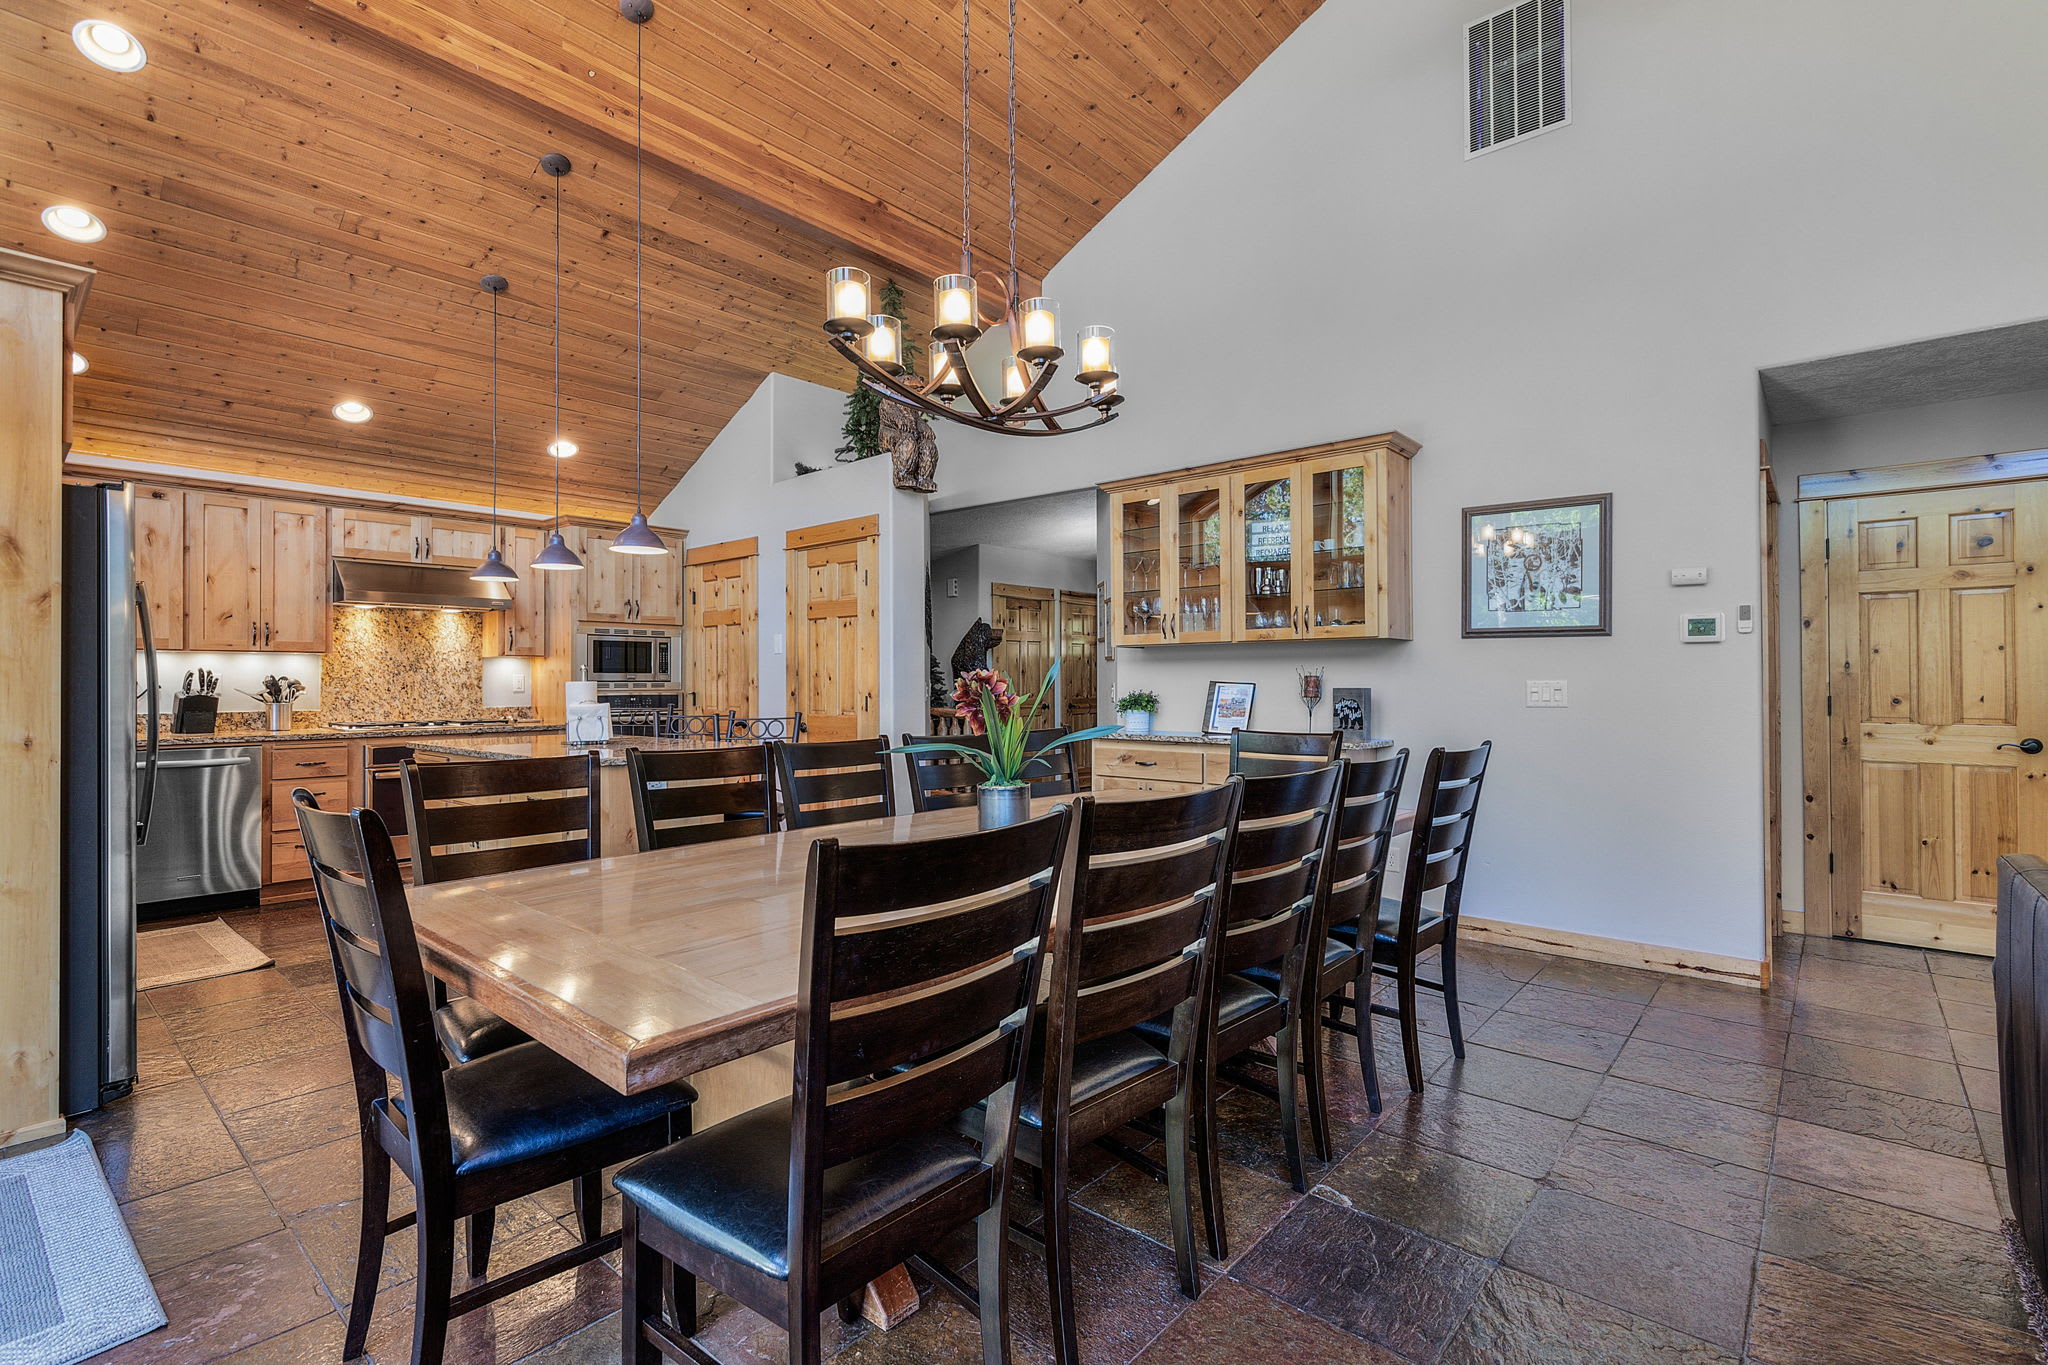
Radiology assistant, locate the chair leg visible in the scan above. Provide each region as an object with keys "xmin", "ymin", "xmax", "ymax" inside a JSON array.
[
  {"xmin": 1163, "ymin": 1091, "xmax": 1200, "ymax": 1299},
  {"xmin": 1440, "ymin": 936, "xmax": 1467, "ymax": 1059},
  {"xmin": 410, "ymin": 1195, "xmax": 456, "ymax": 1365},
  {"xmin": 977, "ymin": 1202, "xmax": 1013, "ymax": 1365},
  {"xmin": 342, "ymin": 1138, "xmax": 389, "ymax": 1361},
  {"xmin": 1040, "ymin": 1150, "xmax": 1079, "ymax": 1365},
  {"xmin": 1300, "ymin": 1000, "xmax": 1332, "ymax": 1164},
  {"xmin": 573, "ymin": 1170, "xmax": 603, "ymax": 1242},
  {"xmin": 1275, "ymin": 1020, "xmax": 1307, "ymax": 1194},
  {"xmin": 621, "ymin": 1204, "xmax": 664, "ymax": 1365},
  {"xmin": 466, "ymin": 1207, "xmax": 495, "ymax": 1279},
  {"xmin": 1396, "ymin": 961, "xmax": 1425, "ymax": 1094},
  {"xmin": 1353, "ymin": 970, "xmax": 1383, "ymax": 1115},
  {"xmin": 1193, "ymin": 1065, "xmax": 1228, "ymax": 1262}
]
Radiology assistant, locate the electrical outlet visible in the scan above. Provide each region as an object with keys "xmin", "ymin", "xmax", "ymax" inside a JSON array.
[
  {"xmin": 508, "ymin": 672, "xmax": 529, "ymax": 697},
  {"xmin": 948, "ymin": 577, "xmax": 960, "ymax": 598},
  {"xmin": 1525, "ymin": 679, "xmax": 1568, "ymax": 707}
]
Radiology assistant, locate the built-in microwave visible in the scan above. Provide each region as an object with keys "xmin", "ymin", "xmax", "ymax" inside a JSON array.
[{"xmin": 574, "ymin": 623, "xmax": 682, "ymax": 687}]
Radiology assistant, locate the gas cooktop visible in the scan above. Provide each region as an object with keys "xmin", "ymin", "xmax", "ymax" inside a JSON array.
[{"xmin": 328, "ymin": 718, "xmax": 527, "ymax": 732}]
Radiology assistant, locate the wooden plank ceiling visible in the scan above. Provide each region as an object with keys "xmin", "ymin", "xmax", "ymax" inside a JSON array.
[{"xmin": 4, "ymin": 0, "xmax": 1320, "ymax": 520}]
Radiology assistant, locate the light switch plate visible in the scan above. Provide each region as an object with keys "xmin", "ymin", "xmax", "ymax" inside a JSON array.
[
  {"xmin": 773, "ymin": 632, "xmax": 786, "ymax": 654},
  {"xmin": 1670, "ymin": 567, "xmax": 1710, "ymax": 586},
  {"xmin": 1526, "ymin": 679, "xmax": 1567, "ymax": 707}
]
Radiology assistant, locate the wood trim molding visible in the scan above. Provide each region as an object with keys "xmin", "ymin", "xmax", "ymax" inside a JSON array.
[
  {"xmin": 685, "ymin": 536, "xmax": 759, "ymax": 565},
  {"xmin": 0, "ymin": 1116, "xmax": 68, "ymax": 1154},
  {"xmin": 0, "ymin": 248, "xmax": 93, "ymax": 331},
  {"xmin": 1459, "ymin": 917, "xmax": 1769, "ymax": 990},
  {"xmin": 786, "ymin": 514, "xmax": 879, "ymax": 550},
  {"xmin": 990, "ymin": 582, "xmax": 1056, "ymax": 601},
  {"xmin": 1098, "ymin": 430, "xmax": 1419, "ymax": 494},
  {"xmin": 1797, "ymin": 447, "xmax": 2048, "ymax": 501}
]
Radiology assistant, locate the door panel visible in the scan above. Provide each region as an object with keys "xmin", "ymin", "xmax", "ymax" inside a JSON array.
[
  {"xmin": 1824, "ymin": 482, "xmax": 2048, "ymax": 955},
  {"xmin": 184, "ymin": 491, "xmax": 260, "ymax": 650},
  {"xmin": 497, "ymin": 526, "xmax": 549, "ymax": 657},
  {"xmin": 991, "ymin": 584, "xmax": 1053, "ymax": 715},
  {"xmin": 421, "ymin": 517, "xmax": 492, "ymax": 567},
  {"xmin": 575, "ymin": 529, "xmax": 634, "ymax": 621},
  {"xmin": 787, "ymin": 525, "xmax": 878, "ymax": 741},
  {"xmin": 635, "ymin": 547, "xmax": 684, "ymax": 625},
  {"xmin": 687, "ymin": 546, "xmax": 756, "ymax": 717},
  {"xmin": 134, "ymin": 485, "xmax": 185, "ymax": 650},
  {"xmin": 260, "ymin": 500, "xmax": 330, "ymax": 652},
  {"xmin": 1058, "ymin": 589, "xmax": 1098, "ymax": 784},
  {"xmin": 333, "ymin": 508, "xmax": 419, "ymax": 562}
]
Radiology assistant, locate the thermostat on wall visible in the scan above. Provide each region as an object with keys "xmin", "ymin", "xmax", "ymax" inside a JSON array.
[{"xmin": 1681, "ymin": 612, "xmax": 1725, "ymax": 643}]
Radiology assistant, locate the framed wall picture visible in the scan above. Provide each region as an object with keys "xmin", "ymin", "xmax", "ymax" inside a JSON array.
[
  {"xmin": 1462, "ymin": 493, "xmax": 1611, "ymax": 637},
  {"xmin": 1202, "ymin": 681, "xmax": 1257, "ymax": 734},
  {"xmin": 1331, "ymin": 687, "xmax": 1371, "ymax": 736}
]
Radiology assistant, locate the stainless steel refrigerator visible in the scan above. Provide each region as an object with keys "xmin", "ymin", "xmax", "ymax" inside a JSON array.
[{"xmin": 60, "ymin": 482, "xmax": 159, "ymax": 1115}]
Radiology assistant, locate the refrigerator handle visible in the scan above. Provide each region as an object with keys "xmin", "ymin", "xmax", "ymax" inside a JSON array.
[{"xmin": 135, "ymin": 583, "xmax": 161, "ymax": 844}]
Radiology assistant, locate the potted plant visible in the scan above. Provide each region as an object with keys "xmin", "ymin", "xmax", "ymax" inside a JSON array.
[
  {"xmin": 891, "ymin": 662, "xmax": 1119, "ymax": 829},
  {"xmin": 1115, "ymin": 689, "xmax": 1160, "ymax": 734}
]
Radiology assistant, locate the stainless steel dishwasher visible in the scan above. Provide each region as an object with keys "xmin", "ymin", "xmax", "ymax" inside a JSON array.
[{"xmin": 136, "ymin": 744, "xmax": 264, "ymax": 910}]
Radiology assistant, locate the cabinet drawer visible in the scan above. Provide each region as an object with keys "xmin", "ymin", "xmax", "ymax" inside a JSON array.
[
  {"xmin": 1093, "ymin": 775, "xmax": 1205, "ymax": 794},
  {"xmin": 270, "ymin": 830, "xmax": 312, "ymax": 883},
  {"xmin": 271, "ymin": 744, "xmax": 350, "ymax": 779},
  {"xmin": 272, "ymin": 776, "xmax": 349, "ymax": 829},
  {"xmin": 1094, "ymin": 743, "xmax": 1206, "ymax": 784}
]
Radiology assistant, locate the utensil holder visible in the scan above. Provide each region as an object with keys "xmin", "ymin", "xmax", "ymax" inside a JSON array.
[{"xmin": 266, "ymin": 702, "xmax": 294, "ymax": 733}]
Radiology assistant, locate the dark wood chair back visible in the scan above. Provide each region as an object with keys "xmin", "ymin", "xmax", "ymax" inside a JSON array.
[
  {"xmin": 900, "ymin": 727, "xmax": 1077, "ymax": 813},
  {"xmin": 400, "ymin": 754, "xmax": 600, "ymax": 885},
  {"xmin": 1389, "ymin": 742, "xmax": 1493, "ymax": 941},
  {"xmin": 1221, "ymin": 765, "xmax": 1343, "ymax": 977},
  {"xmin": 791, "ymin": 803, "xmax": 1075, "ymax": 1264},
  {"xmin": 627, "ymin": 744, "xmax": 777, "ymax": 849},
  {"xmin": 772, "ymin": 737, "xmax": 895, "ymax": 828},
  {"xmin": 1229, "ymin": 729, "xmax": 1342, "ymax": 778},
  {"xmin": 292, "ymin": 791, "xmax": 449, "ymax": 1187},
  {"xmin": 1315, "ymin": 749, "xmax": 1411, "ymax": 948}
]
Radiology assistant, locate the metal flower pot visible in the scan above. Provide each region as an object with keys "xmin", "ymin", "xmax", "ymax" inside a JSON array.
[
  {"xmin": 977, "ymin": 783, "xmax": 1031, "ymax": 830},
  {"xmin": 1119, "ymin": 709, "xmax": 1155, "ymax": 734}
]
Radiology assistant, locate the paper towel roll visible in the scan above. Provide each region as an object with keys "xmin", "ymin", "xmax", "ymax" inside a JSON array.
[{"xmin": 564, "ymin": 680, "xmax": 598, "ymax": 708}]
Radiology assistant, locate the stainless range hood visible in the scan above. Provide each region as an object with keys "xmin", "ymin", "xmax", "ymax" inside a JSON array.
[{"xmin": 331, "ymin": 557, "xmax": 512, "ymax": 611}]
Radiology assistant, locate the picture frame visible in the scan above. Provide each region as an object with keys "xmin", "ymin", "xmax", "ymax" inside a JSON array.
[
  {"xmin": 1331, "ymin": 686, "xmax": 1371, "ymax": 736},
  {"xmin": 1203, "ymin": 680, "xmax": 1256, "ymax": 734},
  {"xmin": 1462, "ymin": 493, "xmax": 1612, "ymax": 637}
]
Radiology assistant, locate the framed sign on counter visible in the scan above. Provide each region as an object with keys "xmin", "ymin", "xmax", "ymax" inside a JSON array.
[{"xmin": 1203, "ymin": 680, "xmax": 1257, "ymax": 734}]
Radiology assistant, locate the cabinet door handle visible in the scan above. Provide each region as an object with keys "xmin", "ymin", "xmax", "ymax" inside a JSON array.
[
  {"xmin": 1135, "ymin": 760, "xmax": 1158, "ymax": 767},
  {"xmin": 415, "ymin": 535, "xmax": 423, "ymax": 561},
  {"xmin": 264, "ymin": 622, "xmax": 272, "ymax": 646},
  {"xmin": 250, "ymin": 620, "xmax": 257, "ymax": 646}
]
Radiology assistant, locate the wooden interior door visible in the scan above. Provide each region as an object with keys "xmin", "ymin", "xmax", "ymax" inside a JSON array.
[
  {"xmin": 1058, "ymin": 589, "xmax": 1098, "ymax": 783},
  {"xmin": 786, "ymin": 517, "xmax": 879, "ymax": 740},
  {"xmin": 1820, "ymin": 481, "xmax": 2048, "ymax": 954},
  {"xmin": 992, "ymin": 583, "xmax": 1055, "ymax": 714},
  {"xmin": 687, "ymin": 539, "xmax": 757, "ymax": 717}
]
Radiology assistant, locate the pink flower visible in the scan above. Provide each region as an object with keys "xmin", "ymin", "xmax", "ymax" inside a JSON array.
[{"xmin": 952, "ymin": 669, "xmax": 1020, "ymax": 735}]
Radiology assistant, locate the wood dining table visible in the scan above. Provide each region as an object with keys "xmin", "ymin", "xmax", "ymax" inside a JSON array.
[{"xmin": 403, "ymin": 785, "xmax": 1414, "ymax": 1326}]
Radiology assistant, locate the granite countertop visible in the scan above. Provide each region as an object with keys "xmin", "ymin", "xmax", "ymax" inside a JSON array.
[
  {"xmin": 408, "ymin": 734, "xmax": 741, "ymax": 767},
  {"xmin": 154, "ymin": 721, "xmax": 561, "ymax": 747},
  {"xmin": 1105, "ymin": 729, "xmax": 1394, "ymax": 750}
]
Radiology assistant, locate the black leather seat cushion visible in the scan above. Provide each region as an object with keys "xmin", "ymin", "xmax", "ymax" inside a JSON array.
[
  {"xmin": 1240, "ymin": 938, "xmax": 1358, "ymax": 993},
  {"xmin": 614, "ymin": 1099, "xmax": 988, "ymax": 1281},
  {"xmin": 1020, "ymin": 1033, "xmax": 1171, "ymax": 1128},
  {"xmin": 435, "ymin": 997, "xmax": 531, "ymax": 1064},
  {"xmin": 1331, "ymin": 898, "xmax": 1445, "ymax": 950},
  {"xmin": 1132, "ymin": 975, "xmax": 1279, "ymax": 1049},
  {"xmin": 442, "ymin": 1042, "xmax": 696, "ymax": 1177}
]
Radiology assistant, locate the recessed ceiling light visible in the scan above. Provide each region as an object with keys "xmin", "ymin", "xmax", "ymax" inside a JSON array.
[
  {"xmin": 70, "ymin": 352, "xmax": 88, "ymax": 375},
  {"xmin": 547, "ymin": 439, "xmax": 577, "ymax": 459},
  {"xmin": 332, "ymin": 400, "xmax": 373, "ymax": 423},
  {"xmin": 41, "ymin": 205, "xmax": 106, "ymax": 244},
  {"xmin": 72, "ymin": 20, "xmax": 147, "ymax": 72}
]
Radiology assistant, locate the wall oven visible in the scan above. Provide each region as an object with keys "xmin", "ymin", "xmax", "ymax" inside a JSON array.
[{"xmin": 575, "ymin": 624, "xmax": 682, "ymax": 688}]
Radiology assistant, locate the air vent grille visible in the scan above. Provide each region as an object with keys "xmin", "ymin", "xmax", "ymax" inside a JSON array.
[{"xmin": 1469, "ymin": 0, "xmax": 1567, "ymax": 155}]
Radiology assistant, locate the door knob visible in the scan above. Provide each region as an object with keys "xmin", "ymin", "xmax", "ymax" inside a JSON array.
[{"xmin": 1999, "ymin": 738, "xmax": 2044, "ymax": 755}]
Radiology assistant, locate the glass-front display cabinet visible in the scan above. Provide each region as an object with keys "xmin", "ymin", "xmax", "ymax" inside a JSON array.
[
  {"xmin": 1230, "ymin": 467, "xmax": 1304, "ymax": 642},
  {"xmin": 1109, "ymin": 488, "xmax": 1166, "ymax": 647},
  {"xmin": 1301, "ymin": 448, "xmax": 1379, "ymax": 638},
  {"xmin": 1168, "ymin": 479, "xmax": 1230, "ymax": 643}
]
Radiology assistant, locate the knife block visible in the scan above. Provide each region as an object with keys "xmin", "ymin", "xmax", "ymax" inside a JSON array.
[{"xmin": 171, "ymin": 695, "xmax": 219, "ymax": 734}]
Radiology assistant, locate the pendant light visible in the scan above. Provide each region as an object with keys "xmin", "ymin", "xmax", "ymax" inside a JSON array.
[
  {"xmin": 470, "ymin": 273, "xmax": 520, "ymax": 581},
  {"xmin": 530, "ymin": 151, "xmax": 584, "ymax": 572},
  {"xmin": 611, "ymin": 0, "xmax": 667, "ymax": 555}
]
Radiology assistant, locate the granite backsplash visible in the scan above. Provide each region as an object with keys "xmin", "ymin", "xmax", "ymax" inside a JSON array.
[{"xmin": 320, "ymin": 607, "xmax": 489, "ymax": 723}]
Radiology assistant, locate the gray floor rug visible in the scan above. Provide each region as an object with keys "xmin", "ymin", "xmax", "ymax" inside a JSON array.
[{"xmin": 0, "ymin": 1131, "xmax": 164, "ymax": 1365}]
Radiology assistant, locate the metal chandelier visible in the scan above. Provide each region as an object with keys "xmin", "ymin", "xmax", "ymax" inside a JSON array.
[{"xmin": 820, "ymin": 0, "xmax": 1123, "ymax": 438}]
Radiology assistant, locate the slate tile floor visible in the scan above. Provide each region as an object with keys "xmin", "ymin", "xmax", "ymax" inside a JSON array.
[{"xmin": 83, "ymin": 906, "xmax": 2030, "ymax": 1365}]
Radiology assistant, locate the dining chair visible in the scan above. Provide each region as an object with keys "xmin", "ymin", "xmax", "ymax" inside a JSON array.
[
  {"xmin": 291, "ymin": 792, "xmax": 695, "ymax": 1365},
  {"xmin": 984, "ymin": 782, "xmax": 1243, "ymax": 1365},
  {"xmin": 400, "ymin": 754, "xmax": 601, "ymax": 1066},
  {"xmin": 1328, "ymin": 742, "xmax": 1492, "ymax": 1095},
  {"xmin": 615, "ymin": 803, "xmax": 1077, "ymax": 1365},
  {"xmin": 1227, "ymin": 729, "xmax": 1342, "ymax": 778},
  {"xmin": 627, "ymin": 743, "xmax": 778, "ymax": 849},
  {"xmin": 900, "ymin": 727, "xmax": 1077, "ymax": 813},
  {"xmin": 771, "ymin": 737, "xmax": 896, "ymax": 828},
  {"xmin": 1138, "ymin": 763, "xmax": 1340, "ymax": 1245},
  {"xmin": 1278, "ymin": 749, "xmax": 1409, "ymax": 1133}
]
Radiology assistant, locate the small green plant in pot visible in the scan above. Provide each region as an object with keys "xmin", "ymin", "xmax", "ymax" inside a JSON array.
[
  {"xmin": 1114, "ymin": 689, "xmax": 1160, "ymax": 734},
  {"xmin": 890, "ymin": 661, "xmax": 1120, "ymax": 829}
]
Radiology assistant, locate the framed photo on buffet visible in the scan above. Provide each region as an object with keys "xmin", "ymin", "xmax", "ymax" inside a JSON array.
[
  {"xmin": 1202, "ymin": 681, "xmax": 1257, "ymax": 734},
  {"xmin": 1461, "ymin": 493, "xmax": 1611, "ymax": 637}
]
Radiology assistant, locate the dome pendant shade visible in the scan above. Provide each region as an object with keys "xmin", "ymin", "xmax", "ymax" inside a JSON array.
[
  {"xmin": 469, "ymin": 546, "xmax": 520, "ymax": 582},
  {"xmin": 530, "ymin": 531, "xmax": 585, "ymax": 571},
  {"xmin": 609, "ymin": 512, "xmax": 669, "ymax": 555}
]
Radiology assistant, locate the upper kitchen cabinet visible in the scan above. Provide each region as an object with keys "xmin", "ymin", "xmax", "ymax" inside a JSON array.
[
  {"xmin": 132, "ymin": 485, "xmax": 185, "ymax": 650},
  {"xmin": 331, "ymin": 508, "xmax": 493, "ymax": 567},
  {"xmin": 184, "ymin": 492, "xmax": 330, "ymax": 650},
  {"xmin": 486, "ymin": 525, "xmax": 550, "ymax": 658},
  {"xmin": 1101, "ymin": 432, "xmax": 1417, "ymax": 646},
  {"xmin": 567, "ymin": 526, "xmax": 685, "ymax": 624}
]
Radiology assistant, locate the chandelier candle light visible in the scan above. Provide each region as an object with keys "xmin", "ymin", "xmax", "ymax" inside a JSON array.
[{"xmin": 819, "ymin": 0, "xmax": 1123, "ymax": 437}]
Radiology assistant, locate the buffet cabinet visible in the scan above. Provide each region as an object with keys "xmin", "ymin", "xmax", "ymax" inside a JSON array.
[{"xmin": 1103, "ymin": 431, "xmax": 1417, "ymax": 647}]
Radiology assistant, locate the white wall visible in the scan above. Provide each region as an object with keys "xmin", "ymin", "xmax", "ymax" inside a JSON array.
[
  {"xmin": 651, "ymin": 374, "xmax": 929, "ymax": 751},
  {"xmin": 913, "ymin": 0, "xmax": 2048, "ymax": 965},
  {"xmin": 1769, "ymin": 387, "xmax": 2048, "ymax": 915}
]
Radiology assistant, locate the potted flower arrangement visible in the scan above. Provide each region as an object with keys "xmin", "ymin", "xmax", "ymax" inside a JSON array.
[
  {"xmin": 1114, "ymin": 689, "xmax": 1160, "ymax": 734},
  {"xmin": 892, "ymin": 661, "xmax": 1119, "ymax": 829}
]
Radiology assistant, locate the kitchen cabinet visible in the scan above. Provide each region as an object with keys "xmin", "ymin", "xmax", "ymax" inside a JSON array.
[
  {"xmin": 184, "ymin": 492, "xmax": 330, "ymax": 650},
  {"xmin": 568, "ymin": 526, "xmax": 685, "ymax": 624},
  {"xmin": 133, "ymin": 485, "xmax": 185, "ymax": 650},
  {"xmin": 1101, "ymin": 432, "xmax": 1417, "ymax": 645},
  {"xmin": 487, "ymin": 525, "xmax": 550, "ymax": 658},
  {"xmin": 331, "ymin": 508, "xmax": 492, "ymax": 567}
]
